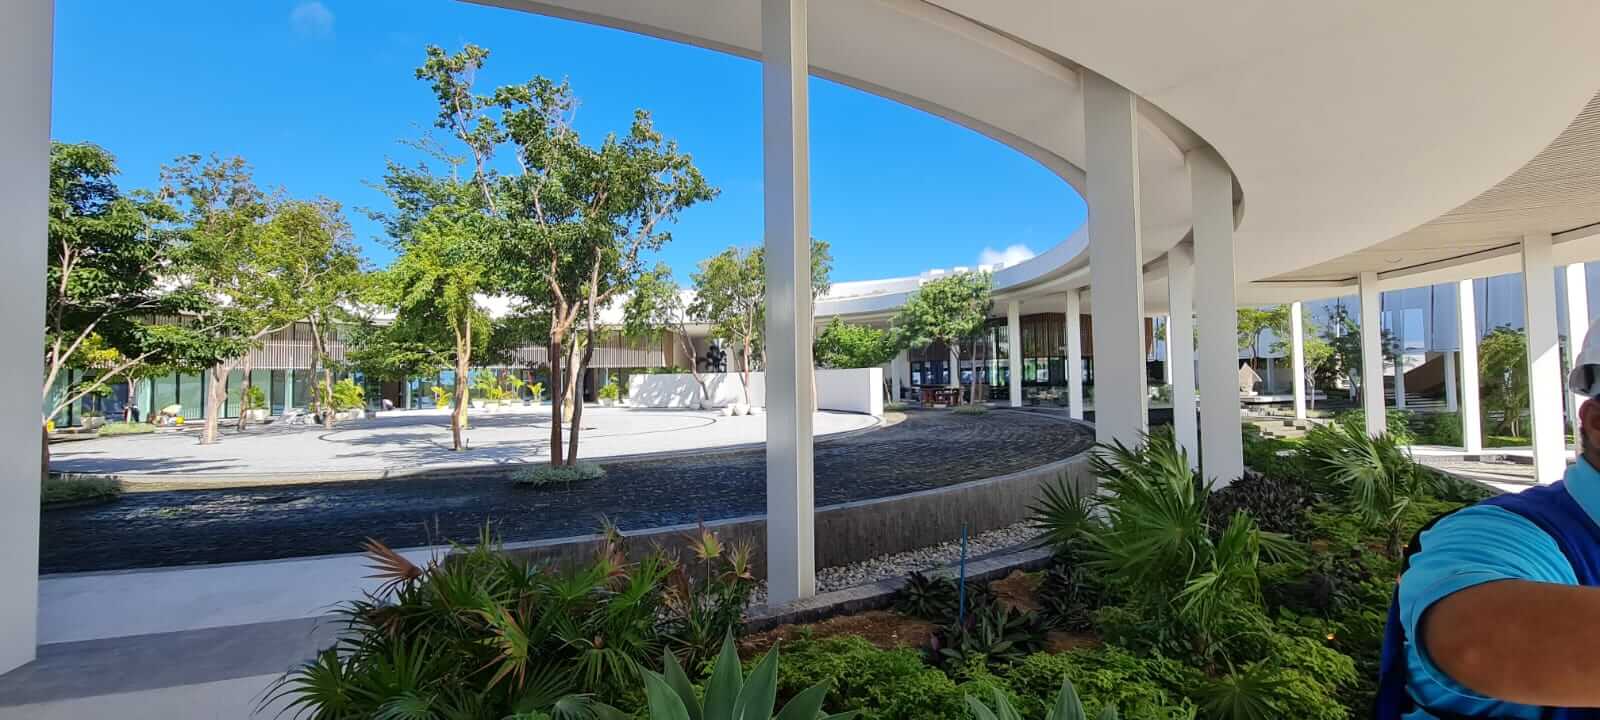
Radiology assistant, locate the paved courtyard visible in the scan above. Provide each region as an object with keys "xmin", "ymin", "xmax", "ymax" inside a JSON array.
[
  {"xmin": 49, "ymin": 406, "xmax": 876, "ymax": 482},
  {"xmin": 40, "ymin": 410, "xmax": 1093, "ymax": 573}
]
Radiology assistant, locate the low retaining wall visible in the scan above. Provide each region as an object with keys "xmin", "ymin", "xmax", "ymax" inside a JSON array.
[
  {"xmin": 500, "ymin": 450, "xmax": 1094, "ymax": 577},
  {"xmin": 628, "ymin": 368, "xmax": 883, "ymax": 417}
]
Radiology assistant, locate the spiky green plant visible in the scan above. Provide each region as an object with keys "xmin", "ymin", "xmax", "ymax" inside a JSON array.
[
  {"xmin": 642, "ymin": 634, "xmax": 859, "ymax": 720},
  {"xmin": 965, "ymin": 677, "xmax": 1118, "ymax": 720},
  {"xmin": 1301, "ymin": 418, "xmax": 1438, "ymax": 559}
]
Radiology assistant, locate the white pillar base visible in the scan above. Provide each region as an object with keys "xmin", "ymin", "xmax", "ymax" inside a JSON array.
[{"xmin": 1523, "ymin": 233, "xmax": 1567, "ymax": 484}]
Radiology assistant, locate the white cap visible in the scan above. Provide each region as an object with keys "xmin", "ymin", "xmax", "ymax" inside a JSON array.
[{"xmin": 1568, "ymin": 315, "xmax": 1600, "ymax": 398}]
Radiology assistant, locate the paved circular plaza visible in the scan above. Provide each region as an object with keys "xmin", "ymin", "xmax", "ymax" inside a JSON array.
[
  {"xmin": 49, "ymin": 406, "xmax": 877, "ymax": 482},
  {"xmin": 41, "ymin": 410, "xmax": 1093, "ymax": 573}
]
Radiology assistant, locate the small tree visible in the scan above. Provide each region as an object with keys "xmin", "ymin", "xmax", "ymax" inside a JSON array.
[
  {"xmin": 1269, "ymin": 306, "xmax": 1334, "ymax": 409},
  {"xmin": 1236, "ymin": 305, "xmax": 1288, "ymax": 367},
  {"xmin": 690, "ymin": 247, "xmax": 764, "ymax": 406},
  {"xmin": 892, "ymin": 271, "xmax": 993, "ymax": 405},
  {"xmin": 1323, "ymin": 301, "xmax": 1398, "ymax": 402},
  {"xmin": 814, "ymin": 317, "xmax": 898, "ymax": 369},
  {"xmin": 379, "ymin": 208, "xmax": 496, "ymax": 451},
  {"xmin": 624, "ymin": 263, "xmax": 712, "ymax": 405},
  {"xmin": 1479, "ymin": 325, "xmax": 1529, "ymax": 437}
]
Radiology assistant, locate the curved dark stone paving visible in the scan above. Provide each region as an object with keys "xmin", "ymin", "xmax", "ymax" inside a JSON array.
[{"xmin": 39, "ymin": 410, "xmax": 1093, "ymax": 574}]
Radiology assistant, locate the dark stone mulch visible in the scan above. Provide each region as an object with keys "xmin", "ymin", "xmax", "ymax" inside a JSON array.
[{"xmin": 39, "ymin": 410, "xmax": 1093, "ymax": 573}]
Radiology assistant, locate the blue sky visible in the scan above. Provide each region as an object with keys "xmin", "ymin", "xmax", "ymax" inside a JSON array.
[{"xmin": 51, "ymin": 0, "xmax": 1084, "ymax": 283}]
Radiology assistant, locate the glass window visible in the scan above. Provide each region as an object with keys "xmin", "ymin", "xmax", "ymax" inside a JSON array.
[
  {"xmin": 178, "ymin": 372, "xmax": 204, "ymax": 418},
  {"xmin": 292, "ymin": 370, "xmax": 312, "ymax": 409},
  {"xmin": 910, "ymin": 362, "xmax": 924, "ymax": 386},
  {"xmin": 268, "ymin": 370, "xmax": 286, "ymax": 415}
]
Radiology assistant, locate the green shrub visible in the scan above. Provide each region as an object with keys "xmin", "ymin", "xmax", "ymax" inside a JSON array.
[
  {"xmin": 242, "ymin": 384, "xmax": 268, "ymax": 412},
  {"xmin": 954, "ymin": 404, "xmax": 990, "ymax": 416},
  {"xmin": 894, "ymin": 571, "xmax": 959, "ymax": 620},
  {"xmin": 1331, "ymin": 409, "xmax": 1414, "ymax": 444},
  {"xmin": 1300, "ymin": 419, "xmax": 1439, "ymax": 559},
  {"xmin": 99, "ymin": 421, "xmax": 155, "ymax": 436},
  {"xmin": 777, "ymin": 636, "xmax": 976, "ymax": 720},
  {"xmin": 968, "ymin": 676, "xmax": 1117, "ymax": 720},
  {"xmin": 513, "ymin": 462, "xmax": 606, "ymax": 488},
  {"xmin": 330, "ymin": 378, "xmax": 364, "ymax": 410},
  {"xmin": 41, "ymin": 474, "xmax": 122, "ymax": 506},
  {"xmin": 1412, "ymin": 411, "xmax": 1463, "ymax": 446},
  {"xmin": 598, "ymin": 383, "xmax": 621, "ymax": 401},
  {"xmin": 934, "ymin": 604, "xmax": 1050, "ymax": 669},
  {"xmin": 885, "ymin": 401, "xmax": 908, "ymax": 412},
  {"xmin": 1206, "ymin": 472, "xmax": 1314, "ymax": 538},
  {"xmin": 1003, "ymin": 649, "xmax": 1197, "ymax": 720}
]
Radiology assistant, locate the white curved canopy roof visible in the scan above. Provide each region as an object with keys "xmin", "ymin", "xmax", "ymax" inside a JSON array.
[{"xmin": 473, "ymin": 0, "xmax": 1600, "ymax": 314}]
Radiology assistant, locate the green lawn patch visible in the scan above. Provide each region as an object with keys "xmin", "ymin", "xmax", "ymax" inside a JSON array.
[
  {"xmin": 43, "ymin": 474, "xmax": 122, "ymax": 507},
  {"xmin": 99, "ymin": 421, "xmax": 157, "ymax": 436}
]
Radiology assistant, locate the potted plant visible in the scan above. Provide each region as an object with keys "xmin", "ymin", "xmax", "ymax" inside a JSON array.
[
  {"xmin": 243, "ymin": 385, "xmax": 269, "ymax": 422},
  {"xmin": 598, "ymin": 383, "xmax": 620, "ymax": 407}
]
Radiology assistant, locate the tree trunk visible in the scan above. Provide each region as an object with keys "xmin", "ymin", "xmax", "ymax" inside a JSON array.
[
  {"xmin": 309, "ymin": 316, "xmax": 335, "ymax": 430},
  {"xmin": 740, "ymin": 338, "xmax": 753, "ymax": 406},
  {"xmin": 235, "ymin": 358, "xmax": 254, "ymax": 432},
  {"xmin": 451, "ymin": 321, "xmax": 471, "ymax": 451},
  {"xmin": 201, "ymin": 363, "xmax": 228, "ymax": 445},
  {"xmin": 567, "ymin": 338, "xmax": 595, "ymax": 464},
  {"xmin": 562, "ymin": 339, "xmax": 583, "ymax": 424},
  {"xmin": 321, "ymin": 366, "xmax": 335, "ymax": 429},
  {"xmin": 125, "ymin": 377, "xmax": 138, "ymax": 423},
  {"xmin": 548, "ymin": 334, "xmax": 565, "ymax": 467}
]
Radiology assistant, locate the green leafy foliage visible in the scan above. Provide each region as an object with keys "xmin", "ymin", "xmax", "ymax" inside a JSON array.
[
  {"xmin": 1001, "ymin": 649, "xmax": 1196, "ymax": 720},
  {"xmin": 933, "ymin": 604, "xmax": 1050, "ymax": 669},
  {"xmin": 1479, "ymin": 325, "xmax": 1529, "ymax": 435},
  {"xmin": 891, "ymin": 271, "xmax": 992, "ymax": 404},
  {"xmin": 967, "ymin": 677, "xmax": 1117, "ymax": 720},
  {"xmin": 41, "ymin": 474, "xmax": 122, "ymax": 507},
  {"xmin": 598, "ymin": 383, "xmax": 621, "ymax": 401},
  {"xmin": 513, "ymin": 462, "xmax": 606, "ymax": 488},
  {"xmin": 1301, "ymin": 419, "xmax": 1438, "ymax": 558},
  {"xmin": 893, "ymin": 571, "xmax": 959, "ymax": 620},
  {"xmin": 814, "ymin": 317, "xmax": 900, "ymax": 369},
  {"xmin": 774, "ymin": 636, "xmax": 1001, "ymax": 720}
]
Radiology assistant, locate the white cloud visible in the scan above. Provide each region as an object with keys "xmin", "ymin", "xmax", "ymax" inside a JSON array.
[
  {"xmin": 290, "ymin": 1, "xmax": 335, "ymax": 38},
  {"xmin": 978, "ymin": 244, "xmax": 1035, "ymax": 268}
]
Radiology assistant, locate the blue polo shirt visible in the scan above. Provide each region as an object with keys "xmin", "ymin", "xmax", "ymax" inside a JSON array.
[{"xmin": 1399, "ymin": 457, "xmax": 1600, "ymax": 718}]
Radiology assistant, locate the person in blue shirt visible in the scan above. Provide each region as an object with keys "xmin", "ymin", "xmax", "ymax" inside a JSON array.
[{"xmin": 1377, "ymin": 318, "xmax": 1600, "ymax": 718}]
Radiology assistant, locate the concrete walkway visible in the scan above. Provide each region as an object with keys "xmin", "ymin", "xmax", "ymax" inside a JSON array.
[
  {"xmin": 1411, "ymin": 444, "xmax": 1579, "ymax": 494},
  {"xmin": 49, "ymin": 406, "xmax": 877, "ymax": 483}
]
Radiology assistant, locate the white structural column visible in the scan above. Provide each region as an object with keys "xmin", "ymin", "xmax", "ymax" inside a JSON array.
[
  {"xmin": 1523, "ymin": 233, "xmax": 1567, "ymax": 484},
  {"xmin": 1458, "ymin": 280, "xmax": 1483, "ymax": 453},
  {"xmin": 1444, "ymin": 351, "xmax": 1458, "ymax": 412},
  {"xmin": 1191, "ymin": 147, "xmax": 1243, "ymax": 484},
  {"xmin": 1290, "ymin": 301, "xmax": 1307, "ymax": 420},
  {"xmin": 1167, "ymin": 243, "xmax": 1199, "ymax": 467},
  {"xmin": 1394, "ymin": 343, "xmax": 1407, "ymax": 409},
  {"xmin": 1, "ymin": 0, "xmax": 50, "ymax": 675},
  {"xmin": 1065, "ymin": 290, "xmax": 1085, "ymax": 420},
  {"xmin": 947, "ymin": 346, "xmax": 960, "ymax": 388},
  {"xmin": 761, "ymin": 0, "xmax": 814, "ymax": 604},
  {"xmin": 1162, "ymin": 318, "xmax": 1174, "ymax": 385},
  {"xmin": 1006, "ymin": 300, "xmax": 1023, "ymax": 407},
  {"xmin": 1566, "ymin": 263, "xmax": 1589, "ymax": 441},
  {"xmin": 1083, "ymin": 72, "xmax": 1147, "ymax": 446},
  {"xmin": 1358, "ymin": 272, "xmax": 1386, "ymax": 437},
  {"xmin": 890, "ymin": 350, "xmax": 906, "ymax": 401}
]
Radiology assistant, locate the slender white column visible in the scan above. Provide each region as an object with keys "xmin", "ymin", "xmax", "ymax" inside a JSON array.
[
  {"xmin": 1443, "ymin": 351, "xmax": 1458, "ymax": 412},
  {"xmin": 890, "ymin": 350, "xmax": 905, "ymax": 401},
  {"xmin": 1167, "ymin": 243, "xmax": 1198, "ymax": 467},
  {"xmin": 1006, "ymin": 300, "xmax": 1023, "ymax": 407},
  {"xmin": 1458, "ymin": 280, "xmax": 1483, "ymax": 453},
  {"xmin": 1359, "ymin": 272, "xmax": 1386, "ymax": 437},
  {"xmin": 1291, "ymin": 301, "xmax": 1307, "ymax": 420},
  {"xmin": 1066, "ymin": 290, "xmax": 1085, "ymax": 420},
  {"xmin": 1523, "ymin": 233, "xmax": 1566, "ymax": 484},
  {"xmin": 948, "ymin": 346, "xmax": 960, "ymax": 389},
  {"xmin": 762, "ymin": 0, "xmax": 814, "ymax": 604},
  {"xmin": 0, "ymin": 0, "xmax": 50, "ymax": 675},
  {"xmin": 1566, "ymin": 262, "xmax": 1589, "ymax": 442},
  {"xmin": 1192, "ymin": 147, "xmax": 1243, "ymax": 484},
  {"xmin": 1084, "ymin": 72, "xmax": 1147, "ymax": 447},
  {"xmin": 1162, "ymin": 317, "xmax": 1174, "ymax": 385},
  {"xmin": 1394, "ymin": 344, "xmax": 1407, "ymax": 409}
]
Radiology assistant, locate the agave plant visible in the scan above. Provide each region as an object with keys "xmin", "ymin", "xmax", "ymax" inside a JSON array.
[
  {"xmin": 642, "ymin": 634, "xmax": 859, "ymax": 720},
  {"xmin": 966, "ymin": 677, "xmax": 1118, "ymax": 720},
  {"xmin": 1301, "ymin": 419, "xmax": 1437, "ymax": 559},
  {"xmin": 892, "ymin": 571, "xmax": 958, "ymax": 620},
  {"xmin": 934, "ymin": 603, "xmax": 1049, "ymax": 668}
]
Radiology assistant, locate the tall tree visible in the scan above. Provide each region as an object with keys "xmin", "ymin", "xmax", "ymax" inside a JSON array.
[
  {"xmin": 1323, "ymin": 301, "xmax": 1398, "ymax": 402},
  {"xmin": 378, "ymin": 208, "xmax": 496, "ymax": 451},
  {"xmin": 690, "ymin": 247, "xmax": 764, "ymax": 406},
  {"xmin": 43, "ymin": 142, "xmax": 186, "ymax": 427},
  {"xmin": 1479, "ymin": 325, "xmax": 1529, "ymax": 436},
  {"xmin": 1236, "ymin": 305, "xmax": 1288, "ymax": 366},
  {"xmin": 891, "ymin": 271, "xmax": 993, "ymax": 405},
  {"xmin": 1270, "ymin": 306, "xmax": 1334, "ymax": 409},
  {"xmin": 395, "ymin": 44, "xmax": 715, "ymax": 466}
]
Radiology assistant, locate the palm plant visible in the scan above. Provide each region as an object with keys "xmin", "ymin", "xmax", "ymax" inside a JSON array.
[
  {"xmin": 1302, "ymin": 419, "xmax": 1437, "ymax": 559},
  {"xmin": 660, "ymin": 523, "xmax": 759, "ymax": 672},
  {"xmin": 641, "ymin": 634, "xmax": 859, "ymax": 720},
  {"xmin": 966, "ymin": 677, "xmax": 1118, "ymax": 720},
  {"xmin": 1081, "ymin": 428, "xmax": 1300, "ymax": 666}
]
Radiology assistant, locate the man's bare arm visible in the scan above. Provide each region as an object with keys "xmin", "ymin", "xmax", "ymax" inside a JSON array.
[{"xmin": 1423, "ymin": 579, "xmax": 1600, "ymax": 707}]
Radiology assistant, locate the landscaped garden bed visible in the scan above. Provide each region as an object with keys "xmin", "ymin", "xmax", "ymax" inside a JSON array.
[{"xmin": 268, "ymin": 419, "xmax": 1488, "ymax": 719}]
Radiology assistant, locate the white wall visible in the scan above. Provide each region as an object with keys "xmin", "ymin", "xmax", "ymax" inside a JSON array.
[
  {"xmin": 815, "ymin": 367, "xmax": 883, "ymax": 416},
  {"xmin": 628, "ymin": 368, "xmax": 882, "ymax": 417}
]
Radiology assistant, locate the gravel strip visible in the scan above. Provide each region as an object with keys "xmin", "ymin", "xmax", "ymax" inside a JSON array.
[{"xmin": 747, "ymin": 521, "xmax": 1043, "ymax": 607}]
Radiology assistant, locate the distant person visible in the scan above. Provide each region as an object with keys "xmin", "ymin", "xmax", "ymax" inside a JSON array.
[{"xmin": 1376, "ymin": 316, "xmax": 1600, "ymax": 718}]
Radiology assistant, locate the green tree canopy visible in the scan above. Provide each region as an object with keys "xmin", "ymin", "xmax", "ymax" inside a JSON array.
[
  {"xmin": 891, "ymin": 271, "xmax": 992, "ymax": 404},
  {"xmin": 1479, "ymin": 325, "xmax": 1529, "ymax": 436},
  {"xmin": 814, "ymin": 317, "xmax": 899, "ymax": 369}
]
